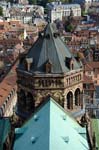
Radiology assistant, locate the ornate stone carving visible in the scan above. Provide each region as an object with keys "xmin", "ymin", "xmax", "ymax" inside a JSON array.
[{"xmin": 36, "ymin": 78, "xmax": 63, "ymax": 88}]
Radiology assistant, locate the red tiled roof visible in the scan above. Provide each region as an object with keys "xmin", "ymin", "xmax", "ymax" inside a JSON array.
[
  {"xmin": 85, "ymin": 62, "xmax": 99, "ymax": 71},
  {"xmin": 0, "ymin": 63, "xmax": 17, "ymax": 107},
  {"xmin": 87, "ymin": 62, "xmax": 99, "ymax": 68},
  {"xmin": 83, "ymin": 74, "xmax": 93, "ymax": 83},
  {"xmin": 85, "ymin": 64, "xmax": 93, "ymax": 71}
]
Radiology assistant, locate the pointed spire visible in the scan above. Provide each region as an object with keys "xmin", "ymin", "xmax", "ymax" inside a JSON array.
[{"xmin": 19, "ymin": 23, "xmax": 81, "ymax": 73}]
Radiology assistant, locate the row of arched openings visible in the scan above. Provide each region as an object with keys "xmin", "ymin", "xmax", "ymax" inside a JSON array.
[
  {"xmin": 18, "ymin": 88, "xmax": 81, "ymax": 112},
  {"xmin": 67, "ymin": 88, "xmax": 81, "ymax": 109}
]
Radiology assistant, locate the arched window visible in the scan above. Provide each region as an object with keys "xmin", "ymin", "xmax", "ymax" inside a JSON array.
[
  {"xmin": 67, "ymin": 91, "xmax": 73, "ymax": 109},
  {"xmin": 26, "ymin": 93, "xmax": 34, "ymax": 112},
  {"xmin": 70, "ymin": 59, "xmax": 74, "ymax": 70},
  {"xmin": 75, "ymin": 88, "xmax": 80, "ymax": 106},
  {"xmin": 5, "ymin": 99, "xmax": 8, "ymax": 104}
]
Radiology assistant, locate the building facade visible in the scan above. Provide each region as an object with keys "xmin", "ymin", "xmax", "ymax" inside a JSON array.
[
  {"xmin": 46, "ymin": 2, "xmax": 81, "ymax": 23},
  {"xmin": 85, "ymin": 62, "xmax": 99, "ymax": 85},
  {"xmin": 16, "ymin": 23, "xmax": 83, "ymax": 119}
]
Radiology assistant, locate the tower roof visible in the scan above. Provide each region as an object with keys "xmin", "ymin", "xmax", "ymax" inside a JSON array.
[
  {"xmin": 19, "ymin": 23, "xmax": 81, "ymax": 73},
  {"xmin": 14, "ymin": 97, "xmax": 89, "ymax": 150}
]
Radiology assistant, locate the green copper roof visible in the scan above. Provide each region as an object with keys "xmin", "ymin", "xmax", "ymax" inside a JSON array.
[
  {"xmin": 14, "ymin": 97, "xmax": 89, "ymax": 150},
  {"xmin": 0, "ymin": 118, "xmax": 11, "ymax": 150},
  {"xmin": 19, "ymin": 23, "xmax": 81, "ymax": 73}
]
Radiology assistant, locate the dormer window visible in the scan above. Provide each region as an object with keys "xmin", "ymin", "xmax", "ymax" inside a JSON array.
[
  {"xmin": 65, "ymin": 57, "xmax": 74, "ymax": 70},
  {"xmin": 39, "ymin": 32, "xmax": 44, "ymax": 38},
  {"xmin": 53, "ymin": 32, "xmax": 60, "ymax": 38},
  {"xmin": 45, "ymin": 59, "xmax": 52, "ymax": 73},
  {"xmin": 70, "ymin": 59, "xmax": 74, "ymax": 70},
  {"xmin": 65, "ymin": 57, "xmax": 71, "ymax": 69}
]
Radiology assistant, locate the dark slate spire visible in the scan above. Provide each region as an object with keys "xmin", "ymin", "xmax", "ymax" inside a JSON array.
[{"xmin": 19, "ymin": 23, "xmax": 81, "ymax": 73}]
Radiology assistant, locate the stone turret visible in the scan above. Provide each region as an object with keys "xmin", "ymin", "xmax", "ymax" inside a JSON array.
[{"xmin": 16, "ymin": 23, "xmax": 83, "ymax": 120}]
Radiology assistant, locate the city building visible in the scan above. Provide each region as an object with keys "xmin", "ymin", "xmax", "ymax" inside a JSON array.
[
  {"xmin": 7, "ymin": 4, "xmax": 44, "ymax": 24},
  {"xmin": 13, "ymin": 96, "xmax": 89, "ymax": 150},
  {"xmin": 46, "ymin": 2, "xmax": 81, "ymax": 23},
  {"xmin": 85, "ymin": 62, "xmax": 99, "ymax": 86},
  {"xmin": 83, "ymin": 74, "xmax": 95, "ymax": 103},
  {"xmin": 16, "ymin": 23, "xmax": 83, "ymax": 120}
]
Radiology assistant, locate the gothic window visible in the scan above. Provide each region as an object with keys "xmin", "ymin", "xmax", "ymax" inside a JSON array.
[
  {"xmin": 67, "ymin": 91, "xmax": 73, "ymax": 109},
  {"xmin": 75, "ymin": 88, "xmax": 80, "ymax": 106},
  {"xmin": 19, "ymin": 89, "xmax": 26, "ymax": 107},
  {"xmin": 70, "ymin": 58, "xmax": 74, "ymax": 70},
  {"xmin": 26, "ymin": 93, "xmax": 34, "ymax": 112},
  {"xmin": 65, "ymin": 57, "xmax": 71, "ymax": 69}
]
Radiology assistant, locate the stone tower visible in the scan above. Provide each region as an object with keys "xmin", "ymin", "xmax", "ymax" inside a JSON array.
[{"xmin": 16, "ymin": 23, "xmax": 83, "ymax": 119}]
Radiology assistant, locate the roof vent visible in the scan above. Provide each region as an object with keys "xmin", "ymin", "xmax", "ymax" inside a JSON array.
[
  {"xmin": 63, "ymin": 136, "xmax": 69, "ymax": 143},
  {"xmin": 45, "ymin": 34, "xmax": 50, "ymax": 39},
  {"xmin": 62, "ymin": 115, "xmax": 66, "ymax": 120},
  {"xmin": 34, "ymin": 115, "xmax": 39, "ymax": 121},
  {"xmin": 53, "ymin": 32, "xmax": 60, "ymax": 38},
  {"xmin": 31, "ymin": 136, "xmax": 37, "ymax": 144}
]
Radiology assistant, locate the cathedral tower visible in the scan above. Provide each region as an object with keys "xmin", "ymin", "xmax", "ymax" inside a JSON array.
[{"xmin": 16, "ymin": 23, "xmax": 83, "ymax": 119}]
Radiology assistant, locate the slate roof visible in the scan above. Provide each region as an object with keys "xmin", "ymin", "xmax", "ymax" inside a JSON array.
[
  {"xmin": 0, "ymin": 118, "xmax": 11, "ymax": 150},
  {"xmin": 19, "ymin": 23, "xmax": 81, "ymax": 73},
  {"xmin": 14, "ymin": 97, "xmax": 89, "ymax": 150}
]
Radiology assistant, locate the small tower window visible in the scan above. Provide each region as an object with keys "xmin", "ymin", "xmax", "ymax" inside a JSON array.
[
  {"xmin": 70, "ymin": 59, "xmax": 74, "ymax": 70},
  {"xmin": 45, "ymin": 59, "xmax": 52, "ymax": 73},
  {"xmin": 71, "ymin": 63, "xmax": 74, "ymax": 70},
  {"xmin": 65, "ymin": 57, "xmax": 71, "ymax": 69}
]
